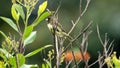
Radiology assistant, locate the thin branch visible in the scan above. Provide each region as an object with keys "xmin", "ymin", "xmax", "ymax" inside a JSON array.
[
  {"xmin": 63, "ymin": 21, "xmax": 92, "ymax": 53},
  {"xmin": 98, "ymin": 52, "xmax": 103, "ymax": 68},
  {"xmin": 65, "ymin": 60, "xmax": 73, "ymax": 68},
  {"xmin": 79, "ymin": 0, "xmax": 82, "ymax": 15},
  {"xmin": 97, "ymin": 25, "xmax": 104, "ymax": 45},
  {"xmin": 88, "ymin": 53, "xmax": 104, "ymax": 68},
  {"xmin": 96, "ymin": 25, "xmax": 114, "ymax": 68},
  {"xmin": 55, "ymin": 35, "xmax": 60, "ymax": 68},
  {"xmin": 71, "ymin": 51, "xmax": 78, "ymax": 68},
  {"xmin": 68, "ymin": 20, "xmax": 75, "ymax": 35},
  {"xmin": 74, "ymin": 21, "xmax": 93, "ymax": 41},
  {"xmin": 75, "ymin": 0, "xmax": 91, "ymax": 26},
  {"xmin": 81, "ymin": 0, "xmax": 91, "ymax": 17},
  {"xmin": 68, "ymin": 0, "xmax": 91, "ymax": 35}
]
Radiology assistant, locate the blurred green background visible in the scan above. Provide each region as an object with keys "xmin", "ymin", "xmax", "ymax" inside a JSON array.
[{"xmin": 0, "ymin": 0, "xmax": 120, "ymax": 67}]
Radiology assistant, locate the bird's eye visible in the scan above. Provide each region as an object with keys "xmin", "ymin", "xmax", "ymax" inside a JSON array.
[
  {"xmin": 46, "ymin": 18, "xmax": 48, "ymax": 21},
  {"xmin": 46, "ymin": 17, "xmax": 50, "ymax": 21}
]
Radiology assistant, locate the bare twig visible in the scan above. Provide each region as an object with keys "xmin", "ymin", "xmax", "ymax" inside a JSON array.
[
  {"xmin": 81, "ymin": 0, "xmax": 91, "ymax": 17},
  {"xmin": 88, "ymin": 54, "xmax": 104, "ymax": 68},
  {"xmin": 71, "ymin": 51, "xmax": 78, "ymax": 68},
  {"xmin": 68, "ymin": 0, "xmax": 91, "ymax": 35},
  {"xmin": 97, "ymin": 25, "xmax": 104, "ymax": 45},
  {"xmin": 64, "ymin": 21, "xmax": 93, "ymax": 53},
  {"xmin": 88, "ymin": 25, "xmax": 114, "ymax": 68},
  {"xmin": 65, "ymin": 60, "xmax": 73, "ymax": 68},
  {"xmin": 55, "ymin": 35, "xmax": 60, "ymax": 68}
]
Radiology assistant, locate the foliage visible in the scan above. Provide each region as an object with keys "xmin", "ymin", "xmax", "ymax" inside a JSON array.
[
  {"xmin": 105, "ymin": 52, "xmax": 120, "ymax": 68},
  {"xmin": 0, "ymin": 0, "xmax": 51, "ymax": 68}
]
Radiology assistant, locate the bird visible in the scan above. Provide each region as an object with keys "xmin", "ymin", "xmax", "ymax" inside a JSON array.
[{"xmin": 46, "ymin": 14, "xmax": 72, "ymax": 39}]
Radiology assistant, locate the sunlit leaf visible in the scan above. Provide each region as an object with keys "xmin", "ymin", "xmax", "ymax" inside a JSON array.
[
  {"xmin": 0, "ymin": 61, "xmax": 5, "ymax": 68},
  {"xmin": 42, "ymin": 64, "xmax": 49, "ymax": 68},
  {"xmin": 25, "ymin": 45, "xmax": 52, "ymax": 58},
  {"xmin": 22, "ymin": 25, "xmax": 34, "ymax": 40},
  {"xmin": 11, "ymin": 4, "xmax": 20, "ymax": 22},
  {"xmin": 24, "ymin": 31, "xmax": 37, "ymax": 45},
  {"xmin": 0, "ymin": 49, "xmax": 7, "ymax": 62},
  {"xmin": 42, "ymin": 64, "xmax": 45, "ymax": 68},
  {"xmin": 20, "ymin": 64, "xmax": 38, "ymax": 68},
  {"xmin": 38, "ymin": 1, "xmax": 47, "ymax": 16},
  {"xmin": 13, "ymin": 4, "xmax": 25, "ymax": 20},
  {"xmin": 18, "ymin": 54, "xmax": 25, "ymax": 66},
  {"xmin": 0, "ymin": 48, "xmax": 12, "ymax": 58},
  {"xmin": 44, "ymin": 59, "xmax": 52, "ymax": 68},
  {"xmin": 9, "ymin": 53, "xmax": 25, "ymax": 68},
  {"xmin": 33, "ymin": 11, "xmax": 51, "ymax": 27},
  {"xmin": 112, "ymin": 52, "xmax": 120, "ymax": 68},
  {"xmin": 0, "ymin": 16, "xmax": 18, "ymax": 32},
  {"xmin": 9, "ymin": 57, "xmax": 17, "ymax": 68}
]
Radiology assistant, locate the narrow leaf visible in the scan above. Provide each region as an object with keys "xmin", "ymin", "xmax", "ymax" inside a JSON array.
[
  {"xmin": 44, "ymin": 59, "xmax": 52, "ymax": 68},
  {"xmin": 20, "ymin": 64, "xmax": 38, "ymax": 68},
  {"xmin": 33, "ymin": 11, "xmax": 51, "ymax": 27},
  {"xmin": 0, "ymin": 16, "xmax": 18, "ymax": 32},
  {"xmin": 0, "ymin": 48, "xmax": 8, "ymax": 62},
  {"xmin": 22, "ymin": 25, "xmax": 34, "ymax": 40},
  {"xmin": 0, "ymin": 48, "xmax": 12, "ymax": 58},
  {"xmin": 38, "ymin": 1, "xmax": 47, "ymax": 16},
  {"xmin": 25, "ymin": 45, "xmax": 52, "ymax": 58},
  {"xmin": 0, "ymin": 31, "xmax": 7, "ymax": 38},
  {"xmin": 24, "ymin": 31, "xmax": 37, "ymax": 45},
  {"xmin": 13, "ymin": 4, "xmax": 25, "ymax": 20}
]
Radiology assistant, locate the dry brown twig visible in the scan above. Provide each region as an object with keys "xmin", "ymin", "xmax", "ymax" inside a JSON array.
[
  {"xmin": 49, "ymin": 0, "xmax": 113, "ymax": 68},
  {"xmin": 88, "ymin": 25, "xmax": 114, "ymax": 68},
  {"xmin": 63, "ymin": 0, "xmax": 92, "ymax": 68}
]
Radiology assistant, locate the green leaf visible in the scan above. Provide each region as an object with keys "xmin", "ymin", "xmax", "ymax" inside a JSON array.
[
  {"xmin": 24, "ymin": 31, "xmax": 37, "ymax": 45},
  {"xmin": 0, "ymin": 16, "xmax": 19, "ymax": 32},
  {"xmin": 13, "ymin": 4, "xmax": 25, "ymax": 20},
  {"xmin": 42, "ymin": 64, "xmax": 45, "ymax": 68},
  {"xmin": 38, "ymin": 1, "xmax": 47, "ymax": 16},
  {"xmin": 0, "ymin": 61, "xmax": 5, "ymax": 68},
  {"xmin": 22, "ymin": 25, "xmax": 34, "ymax": 40},
  {"xmin": 112, "ymin": 52, "xmax": 120, "ymax": 68},
  {"xmin": 25, "ymin": 45, "xmax": 52, "ymax": 58},
  {"xmin": 20, "ymin": 64, "xmax": 38, "ymax": 68},
  {"xmin": 0, "ymin": 48, "xmax": 7, "ymax": 62},
  {"xmin": 18, "ymin": 54, "xmax": 25, "ymax": 66},
  {"xmin": 42, "ymin": 64, "xmax": 49, "ymax": 68},
  {"xmin": 0, "ymin": 48, "xmax": 13, "ymax": 58},
  {"xmin": 0, "ymin": 31, "xmax": 7, "ymax": 38},
  {"xmin": 44, "ymin": 59, "xmax": 52, "ymax": 68},
  {"xmin": 33, "ymin": 11, "xmax": 51, "ymax": 27},
  {"xmin": 9, "ymin": 53, "xmax": 25, "ymax": 68},
  {"xmin": 11, "ymin": 4, "xmax": 20, "ymax": 22},
  {"xmin": 9, "ymin": 57, "xmax": 17, "ymax": 68}
]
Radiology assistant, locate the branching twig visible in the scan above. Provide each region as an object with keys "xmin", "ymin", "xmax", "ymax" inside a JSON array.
[
  {"xmin": 64, "ymin": 21, "xmax": 93, "ymax": 53},
  {"xmin": 68, "ymin": 0, "xmax": 91, "ymax": 35}
]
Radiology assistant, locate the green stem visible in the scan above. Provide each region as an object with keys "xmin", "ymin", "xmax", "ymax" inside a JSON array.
[
  {"xmin": 16, "ymin": 21, "xmax": 22, "ymax": 36},
  {"xmin": 15, "ymin": 54, "xmax": 19, "ymax": 68},
  {"xmin": 25, "ymin": 7, "xmax": 29, "ymax": 27}
]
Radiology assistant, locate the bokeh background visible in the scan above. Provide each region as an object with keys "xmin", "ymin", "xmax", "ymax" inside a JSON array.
[{"xmin": 0, "ymin": 0, "xmax": 120, "ymax": 67}]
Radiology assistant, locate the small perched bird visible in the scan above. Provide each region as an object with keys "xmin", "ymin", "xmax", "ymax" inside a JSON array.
[{"xmin": 47, "ymin": 15, "xmax": 71, "ymax": 39}]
